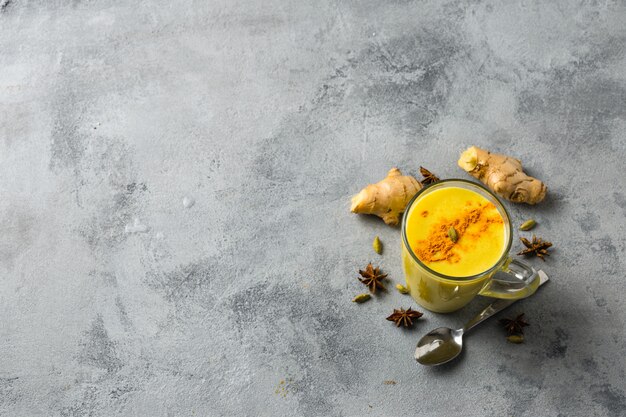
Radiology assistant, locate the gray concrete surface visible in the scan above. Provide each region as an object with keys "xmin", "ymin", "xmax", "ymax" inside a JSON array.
[{"xmin": 1, "ymin": 0, "xmax": 625, "ymax": 416}]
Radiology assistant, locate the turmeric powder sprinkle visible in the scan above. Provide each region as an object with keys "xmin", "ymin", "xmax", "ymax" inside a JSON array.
[{"xmin": 412, "ymin": 202, "xmax": 503, "ymax": 264}]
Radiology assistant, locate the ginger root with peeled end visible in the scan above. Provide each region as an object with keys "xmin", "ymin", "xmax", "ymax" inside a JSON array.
[
  {"xmin": 458, "ymin": 146, "xmax": 547, "ymax": 204},
  {"xmin": 351, "ymin": 168, "xmax": 422, "ymax": 225}
]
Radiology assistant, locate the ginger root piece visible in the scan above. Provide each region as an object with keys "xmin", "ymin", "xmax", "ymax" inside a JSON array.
[
  {"xmin": 350, "ymin": 168, "xmax": 422, "ymax": 225},
  {"xmin": 458, "ymin": 146, "xmax": 547, "ymax": 204}
]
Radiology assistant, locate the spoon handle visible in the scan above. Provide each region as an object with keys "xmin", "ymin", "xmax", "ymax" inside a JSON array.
[{"xmin": 462, "ymin": 270, "xmax": 549, "ymax": 333}]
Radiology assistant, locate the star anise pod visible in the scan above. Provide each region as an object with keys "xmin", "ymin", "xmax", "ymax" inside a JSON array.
[
  {"xmin": 517, "ymin": 235, "xmax": 552, "ymax": 261},
  {"xmin": 419, "ymin": 166, "xmax": 440, "ymax": 185},
  {"xmin": 358, "ymin": 263, "xmax": 387, "ymax": 293},
  {"xmin": 386, "ymin": 307, "xmax": 423, "ymax": 328},
  {"xmin": 499, "ymin": 313, "xmax": 529, "ymax": 336}
]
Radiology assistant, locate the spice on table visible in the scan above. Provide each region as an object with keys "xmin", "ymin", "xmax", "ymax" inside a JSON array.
[
  {"xmin": 458, "ymin": 146, "xmax": 547, "ymax": 204},
  {"xmin": 395, "ymin": 283, "xmax": 410, "ymax": 294},
  {"xmin": 350, "ymin": 168, "xmax": 422, "ymax": 226},
  {"xmin": 499, "ymin": 313, "xmax": 529, "ymax": 336},
  {"xmin": 383, "ymin": 380, "xmax": 397, "ymax": 385},
  {"xmin": 352, "ymin": 293, "xmax": 371, "ymax": 303},
  {"xmin": 517, "ymin": 235, "xmax": 552, "ymax": 261},
  {"xmin": 419, "ymin": 166, "xmax": 440, "ymax": 185},
  {"xmin": 386, "ymin": 307, "xmax": 423, "ymax": 328},
  {"xmin": 358, "ymin": 263, "xmax": 387, "ymax": 294},
  {"xmin": 506, "ymin": 335, "xmax": 525, "ymax": 344},
  {"xmin": 372, "ymin": 236, "xmax": 383, "ymax": 255},
  {"xmin": 519, "ymin": 219, "xmax": 537, "ymax": 231}
]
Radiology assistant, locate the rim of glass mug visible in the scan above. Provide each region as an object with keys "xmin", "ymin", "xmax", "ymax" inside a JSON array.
[{"xmin": 401, "ymin": 179, "xmax": 513, "ymax": 282}]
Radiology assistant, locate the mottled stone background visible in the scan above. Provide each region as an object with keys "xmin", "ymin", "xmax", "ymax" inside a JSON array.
[{"xmin": 1, "ymin": 0, "xmax": 625, "ymax": 416}]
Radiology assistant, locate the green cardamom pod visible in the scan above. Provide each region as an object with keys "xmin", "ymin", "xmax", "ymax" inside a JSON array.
[
  {"xmin": 506, "ymin": 335, "xmax": 524, "ymax": 344},
  {"xmin": 519, "ymin": 219, "xmax": 537, "ymax": 231},
  {"xmin": 448, "ymin": 226, "xmax": 458, "ymax": 243},
  {"xmin": 352, "ymin": 293, "xmax": 371, "ymax": 303},
  {"xmin": 373, "ymin": 236, "xmax": 383, "ymax": 254},
  {"xmin": 395, "ymin": 283, "xmax": 409, "ymax": 294}
]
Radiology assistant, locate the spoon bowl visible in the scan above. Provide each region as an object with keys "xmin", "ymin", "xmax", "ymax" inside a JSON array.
[{"xmin": 415, "ymin": 327, "xmax": 464, "ymax": 366}]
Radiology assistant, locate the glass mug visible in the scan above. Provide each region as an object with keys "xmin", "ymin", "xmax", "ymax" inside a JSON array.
[{"xmin": 401, "ymin": 179, "xmax": 540, "ymax": 313}]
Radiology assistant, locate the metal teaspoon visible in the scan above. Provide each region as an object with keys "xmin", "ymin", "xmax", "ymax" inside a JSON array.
[{"xmin": 415, "ymin": 270, "xmax": 549, "ymax": 366}]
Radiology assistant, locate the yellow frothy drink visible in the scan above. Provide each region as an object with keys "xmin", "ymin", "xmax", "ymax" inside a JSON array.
[{"xmin": 405, "ymin": 187, "xmax": 506, "ymax": 277}]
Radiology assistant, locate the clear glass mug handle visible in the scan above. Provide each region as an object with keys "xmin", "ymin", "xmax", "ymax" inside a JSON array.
[{"xmin": 478, "ymin": 258, "xmax": 540, "ymax": 299}]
